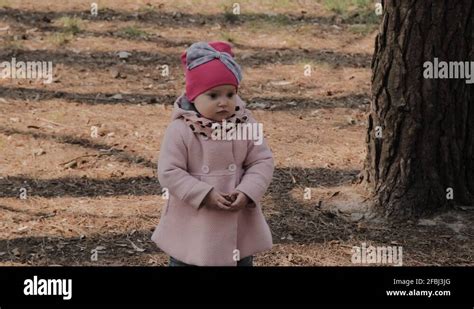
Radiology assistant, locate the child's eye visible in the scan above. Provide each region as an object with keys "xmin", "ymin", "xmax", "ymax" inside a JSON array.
[
  {"xmin": 208, "ymin": 93, "xmax": 217, "ymax": 99},
  {"xmin": 227, "ymin": 92, "xmax": 234, "ymax": 98}
]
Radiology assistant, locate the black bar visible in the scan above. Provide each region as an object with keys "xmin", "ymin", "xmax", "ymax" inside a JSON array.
[{"xmin": 0, "ymin": 267, "xmax": 472, "ymax": 306}]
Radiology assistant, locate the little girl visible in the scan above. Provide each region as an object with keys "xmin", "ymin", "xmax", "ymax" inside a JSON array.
[{"xmin": 151, "ymin": 41, "xmax": 274, "ymax": 266}]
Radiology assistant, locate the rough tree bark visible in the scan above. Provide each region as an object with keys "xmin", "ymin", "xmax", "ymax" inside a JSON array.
[{"xmin": 360, "ymin": 0, "xmax": 474, "ymax": 219}]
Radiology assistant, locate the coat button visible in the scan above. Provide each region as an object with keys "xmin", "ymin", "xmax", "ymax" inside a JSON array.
[
  {"xmin": 202, "ymin": 165, "xmax": 209, "ymax": 173},
  {"xmin": 228, "ymin": 164, "xmax": 236, "ymax": 172}
]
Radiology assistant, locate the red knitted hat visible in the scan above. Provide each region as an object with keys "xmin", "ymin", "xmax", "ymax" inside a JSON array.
[{"xmin": 181, "ymin": 41, "xmax": 241, "ymax": 102}]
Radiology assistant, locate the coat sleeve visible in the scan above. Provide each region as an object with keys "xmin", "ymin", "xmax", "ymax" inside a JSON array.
[
  {"xmin": 157, "ymin": 120, "xmax": 213, "ymax": 210},
  {"xmin": 235, "ymin": 114, "xmax": 274, "ymax": 208}
]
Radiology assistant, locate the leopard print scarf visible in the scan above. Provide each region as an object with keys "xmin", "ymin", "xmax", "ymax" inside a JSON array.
[{"xmin": 177, "ymin": 94, "xmax": 249, "ymax": 138}]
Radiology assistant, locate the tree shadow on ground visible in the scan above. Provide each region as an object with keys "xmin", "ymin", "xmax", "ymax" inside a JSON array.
[
  {"xmin": 0, "ymin": 45, "xmax": 371, "ymax": 69},
  {"xmin": 0, "ymin": 86, "xmax": 369, "ymax": 110},
  {"xmin": 0, "ymin": 166, "xmax": 361, "ymax": 265},
  {"xmin": 0, "ymin": 7, "xmax": 350, "ymax": 29}
]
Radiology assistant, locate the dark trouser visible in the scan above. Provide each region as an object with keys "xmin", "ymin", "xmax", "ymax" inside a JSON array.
[{"xmin": 169, "ymin": 255, "xmax": 253, "ymax": 267}]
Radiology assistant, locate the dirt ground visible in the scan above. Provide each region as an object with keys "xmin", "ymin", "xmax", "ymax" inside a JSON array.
[{"xmin": 0, "ymin": 0, "xmax": 472, "ymax": 266}]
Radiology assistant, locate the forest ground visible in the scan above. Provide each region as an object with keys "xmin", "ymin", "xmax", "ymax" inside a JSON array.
[{"xmin": 0, "ymin": 0, "xmax": 472, "ymax": 266}]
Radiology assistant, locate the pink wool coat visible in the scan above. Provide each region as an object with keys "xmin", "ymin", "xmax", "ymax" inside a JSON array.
[{"xmin": 151, "ymin": 94, "xmax": 274, "ymax": 266}]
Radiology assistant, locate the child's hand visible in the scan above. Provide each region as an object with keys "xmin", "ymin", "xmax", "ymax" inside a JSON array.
[
  {"xmin": 228, "ymin": 190, "xmax": 250, "ymax": 211},
  {"xmin": 202, "ymin": 188, "xmax": 232, "ymax": 211}
]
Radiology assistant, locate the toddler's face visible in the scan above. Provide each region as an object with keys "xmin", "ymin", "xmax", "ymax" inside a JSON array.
[{"xmin": 193, "ymin": 85, "xmax": 237, "ymax": 122}]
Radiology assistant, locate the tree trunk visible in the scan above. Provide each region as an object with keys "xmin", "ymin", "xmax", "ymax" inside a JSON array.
[{"xmin": 361, "ymin": 0, "xmax": 474, "ymax": 219}]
